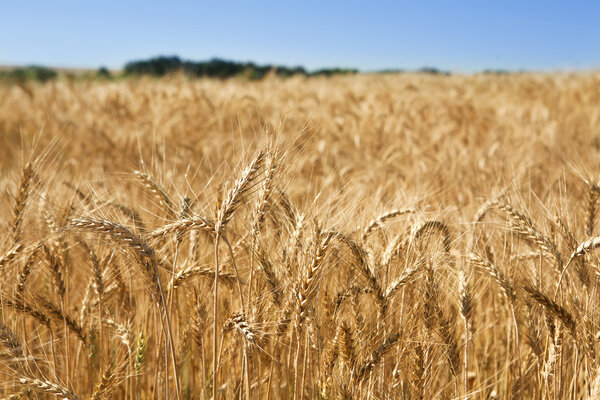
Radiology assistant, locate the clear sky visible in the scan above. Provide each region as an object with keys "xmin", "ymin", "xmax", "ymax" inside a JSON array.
[{"xmin": 2, "ymin": 1, "xmax": 600, "ymax": 72}]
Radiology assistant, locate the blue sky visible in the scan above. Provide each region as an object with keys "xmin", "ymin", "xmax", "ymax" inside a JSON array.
[{"xmin": 2, "ymin": 1, "xmax": 600, "ymax": 72}]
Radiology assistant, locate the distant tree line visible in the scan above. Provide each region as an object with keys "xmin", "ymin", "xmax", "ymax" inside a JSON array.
[
  {"xmin": 123, "ymin": 56, "xmax": 358, "ymax": 79},
  {"xmin": 0, "ymin": 65, "xmax": 110, "ymax": 84},
  {"xmin": 0, "ymin": 56, "xmax": 468, "ymax": 84},
  {"xmin": 0, "ymin": 65, "xmax": 58, "ymax": 83}
]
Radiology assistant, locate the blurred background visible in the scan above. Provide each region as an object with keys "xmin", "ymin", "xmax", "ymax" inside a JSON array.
[{"xmin": 2, "ymin": 0, "xmax": 600, "ymax": 82}]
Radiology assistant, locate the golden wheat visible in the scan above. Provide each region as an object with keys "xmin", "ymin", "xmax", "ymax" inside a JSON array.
[{"xmin": 1, "ymin": 72, "xmax": 600, "ymax": 398}]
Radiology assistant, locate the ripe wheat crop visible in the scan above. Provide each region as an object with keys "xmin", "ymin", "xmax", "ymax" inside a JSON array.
[{"xmin": 1, "ymin": 72, "xmax": 600, "ymax": 398}]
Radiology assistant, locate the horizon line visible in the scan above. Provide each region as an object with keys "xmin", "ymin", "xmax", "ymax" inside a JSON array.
[{"xmin": 2, "ymin": 56, "xmax": 600, "ymax": 76}]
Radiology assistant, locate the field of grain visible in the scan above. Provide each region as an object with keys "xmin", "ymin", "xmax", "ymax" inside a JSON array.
[{"xmin": 1, "ymin": 72, "xmax": 600, "ymax": 399}]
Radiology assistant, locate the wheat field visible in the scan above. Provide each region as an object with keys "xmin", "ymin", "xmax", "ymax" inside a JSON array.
[{"xmin": 1, "ymin": 72, "xmax": 600, "ymax": 399}]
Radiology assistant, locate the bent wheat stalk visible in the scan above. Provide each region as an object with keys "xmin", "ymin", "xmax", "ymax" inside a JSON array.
[
  {"xmin": 212, "ymin": 150, "xmax": 267, "ymax": 399},
  {"xmin": 363, "ymin": 208, "xmax": 415, "ymax": 240},
  {"xmin": 69, "ymin": 217, "xmax": 181, "ymax": 399}
]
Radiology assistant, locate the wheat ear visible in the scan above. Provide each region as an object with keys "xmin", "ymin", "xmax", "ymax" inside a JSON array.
[
  {"xmin": 355, "ymin": 333, "xmax": 400, "ymax": 383},
  {"xmin": 149, "ymin": 217, "xmax": 215, "ymax": 240},
  {"xmin": 170, "ymin": 264, "xmax": 238, "ymax": 289},
  {"xmin": 223, "ymin": 313, "xmax": 258, "ymax": 343},
  {"xmin": 212, "ymin": 150, "xmax": 267, "ymax": 400},
  {"xmin": 297, "ymin": 229, "xmax": 334, "ymax": 328},
  {"xmin": 0, "ymin": 321, "xmax": 24, "ymax": 360},
  {"xmin": 91, "ymin": 361, "xmax": 120, "ymax": 400},
  {"xmin": 11, "ymin": 162, "xmax": 35, "ymax": 243},
  {"xmin": 42, "ymin": 245, "xmax": 65, "ymax": 299},
  {"xmin": 493, "ymin": 199, "xmax": 562, "ymax": 270},
  {"xmin": 69, "ymin": 217, "xmax": 180, "ymax": 398},
  {"xmin": 413, "ymin": 220, "xmax": 453, "ymax": 259},
  {"xmin": 384, "ymin": 258, "xmax": 426, "ymax": 300},
  {"xmin": 133, "ymin": 169, "xmax": 176, "ymax": 217},
  {"xmin": 18, "ymin": 377, "xmax": 80, "ymax": 400},
  {"xmin": 523, "ymin": 285, "xmax": 577, "ymax": 340},
  {"xmin": 586, "ymin": 180, "xmax": 600, "ymax": 236},
  {"xmin": 331, "ymin": 232, "xmax": 385, "ymax": 309},
  {"xmin": 3, "ymin": 297, "xmax": 50, "ymax": 327},
  {"xmin": 459, "ymin": 269, "xmax": 472, "ymax": 400},
  {"xmin": 0, "ymin": 244, "xmax": 24, "ymax": 269},
  {"xmin": 470, "ymin": 253, "xmax": 516, "ymax": 303},
  {"xmin": 216, "ymin": 150, "xmax": 267, "ymax": 233},
  {"xmin": 35, "ymin": 295, "xmax": 86, "ymax": 343},
  {"xmin": 362, "ymin": 208, "xmax": 415, "ymax": 240},
  {"xmin": 567, "ymin": 236, "xmax": 600, "ymax": 267}
]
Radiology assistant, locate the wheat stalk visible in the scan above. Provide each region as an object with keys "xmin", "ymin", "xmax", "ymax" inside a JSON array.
[{"xmin": 70, "ymin": 216, "xmax": 180, "ymax": 397}]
